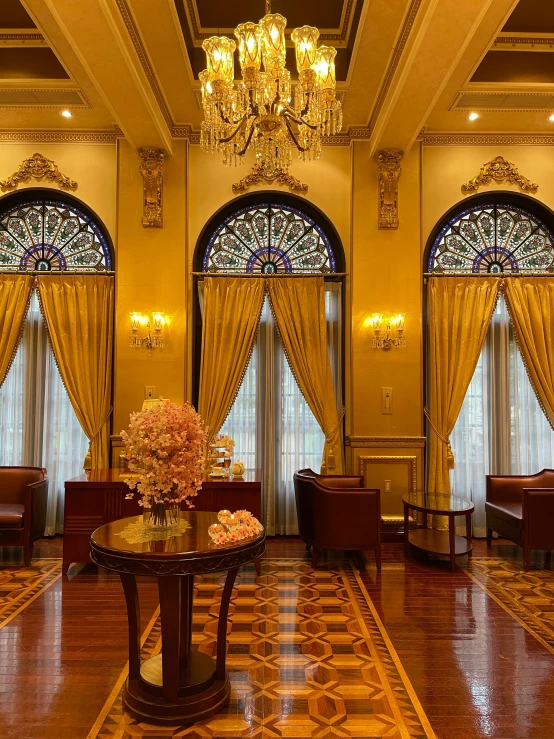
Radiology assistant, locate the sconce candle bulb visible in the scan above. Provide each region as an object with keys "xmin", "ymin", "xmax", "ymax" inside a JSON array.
[
  {"xmin": 129, "ymin": 311, "xmax": 167, "ymax": 352},
  {"xmin": 369, "ymin": 313, "xmax": 406, "ymax": 351}
]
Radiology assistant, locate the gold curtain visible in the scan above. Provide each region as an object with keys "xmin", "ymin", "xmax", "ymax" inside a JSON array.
[
  {"xmin": 37, "ymin": 275, "xmax": 114, "ymax": 469},
  {"xmin": 198, "ymin": 277, "xmax": 265, "ymax": 442},
  {"xmin": 0, "ymin": 274, "xmax": 33, "ymax": 389},
  {"xmin": 427, "ymin": 277, "xmax": 501, "ymax": 494},
  {"xmin": 504, "ymin": 278, "xmax": 554, "ymax": 429},
  {"xmin": 267, "ymin": 277, "xmax": 344, "ymax": 474}
]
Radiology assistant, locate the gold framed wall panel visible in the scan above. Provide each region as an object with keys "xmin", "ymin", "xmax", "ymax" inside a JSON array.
[{"xmin": 358, "ymin": 454, "xmax": 418, "ymax": 519}]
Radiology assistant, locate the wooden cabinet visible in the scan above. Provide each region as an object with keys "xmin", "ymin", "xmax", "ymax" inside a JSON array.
[{"xmin": 63, "ymin": 469, "xmax": 263, "ymax": 574}]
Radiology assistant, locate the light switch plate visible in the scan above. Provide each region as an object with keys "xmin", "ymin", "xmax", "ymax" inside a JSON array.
[
  {"xmin": 381, "ymin": 387, "xmax": 393, "ymax": 414},
  {"xmin": 144, "ymin": 386, "xmax": 156, "ymax": 399}
]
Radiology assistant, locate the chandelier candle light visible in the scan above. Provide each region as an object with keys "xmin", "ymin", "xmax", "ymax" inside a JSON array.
[
  {"xmin": 368, "ymin": 314, "xmax": 406, "ymax": 351},
  {"xmin": 199, "ymin": 1, "xmax": 342, "ymax": 175}
]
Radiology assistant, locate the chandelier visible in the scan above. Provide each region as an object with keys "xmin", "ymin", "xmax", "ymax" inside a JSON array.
[{"xmin": 199, "ymin": 1, "xmax": 342, "ymax": 174}]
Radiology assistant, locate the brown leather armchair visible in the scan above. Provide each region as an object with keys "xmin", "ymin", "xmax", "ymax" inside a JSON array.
[
  {"xmin": 0, "ymin": 466, "xmax": 48, "ymax": 566},
  {"xmin": 294, "ymin": 468, "xmax": 381, "ymax": 571},
  {"xmin": 486, "ymin": 468, "xmax": 554, "ymax": 570}
]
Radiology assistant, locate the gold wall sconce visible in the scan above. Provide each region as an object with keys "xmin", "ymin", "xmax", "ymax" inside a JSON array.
[
  {"xmin": 366, "ymin": 313, "xmax": 406, "ymax": 351},
  {"xmin": 129, "ymin": 311, "xmax": 166, "ymax": 351}
]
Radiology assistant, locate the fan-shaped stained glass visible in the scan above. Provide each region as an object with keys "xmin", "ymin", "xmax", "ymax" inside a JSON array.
[
  {"xmin": 203, "ymin": 203, "xmax": 336, "ymax": 274},
  {"xmin": 428, "ymin": 203, "xmax": 554, "ymax": 274},
  {"xmin": 0, "ymin": 198, "xmax": 111, "ymax": 272}
]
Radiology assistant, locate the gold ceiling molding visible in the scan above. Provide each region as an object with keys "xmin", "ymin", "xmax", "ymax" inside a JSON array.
[
  {"xmin": 461, "ymin": 155, "xmax": 538, "ymax": 194},
  {"xmin": 232, "ymin": 164, "xmax": 308, "ymax": 194},
  {"xmin": 0, "ymin": 152, "xmax": 78, "ymax": 192},
  {"xmin": 450, "ymin": 90, "xmax": 554, "ymax": 113},
  {"xmin": 423, "ymin": 132, "xmax": 554, "ymax": 146},
  {"xmin": 376, "ymin": 149, "xmax": 403, "ymax": 229},
  {"xmin": 493, "ymin": 33, "xmax": 554, "ymax": 50},
  {"xmin": 358, "ymin": 455, "xmax": 418, "ymax": 492},
  {"xmin": 0, "ymin": 130, "xmax": 118, "ymax": 144},
  {"xmin": 0, "ymin": 32, "xmax": 45, "ymax": 45},
  {"xmin": 368, "ymin": 0, "xmax": 423, "ymax": 136},
  {"xmin": 347, "ymin": 436, "xmax": 426, "ymax": 448},
  {"xmin": 139, "ymin": 147, "xmax": 164, "ymax": 228}
]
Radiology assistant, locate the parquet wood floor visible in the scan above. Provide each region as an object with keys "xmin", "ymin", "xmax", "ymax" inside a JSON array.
[{"xmin": 1, "ymin": 537, "xmax": 554, "ymax": 738}]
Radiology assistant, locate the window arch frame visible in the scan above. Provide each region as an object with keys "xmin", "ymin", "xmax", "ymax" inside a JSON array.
[
  {"xmin": 192, "ymin": 190, "xmax": 346, "ymax": 405},
  {"xmin": 424, "ymin": 191, "xmax": 554, "ymax": 276},
  {"xmin": 0, "ymin": 187, "xmax": 115, "ymax": 273}
]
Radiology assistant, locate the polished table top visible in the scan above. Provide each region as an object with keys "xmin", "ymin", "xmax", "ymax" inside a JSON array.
[
  {"xmin": 68, "ymin": 468, "xmax": 262, "ymax": 486},
  {"xmin": 402, "ymin": 491, "xmax": 474, "ymax": 515},
  {"xmin": 90, "ymin": 511, "xmax": 266, "ymax": 573}
]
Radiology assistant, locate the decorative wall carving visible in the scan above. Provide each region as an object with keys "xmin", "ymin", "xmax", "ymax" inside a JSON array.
[
  {"xmin": 461, "ymin": 155, "xmax": 538, "ymax": 194},
  {"xmin": 138, "ymin": 147, "xmax": 164, "ymax": 228},
  {"xmin": 376, "ymin": 149, "xmax": 403, "ymax": 229},
  {"xmin": 0, "ymin": 152, "xmax": 78, "ymax": 192},
  {"xmin": 232, "ymin": 163, "xmax": 308, "ymax": 194}
]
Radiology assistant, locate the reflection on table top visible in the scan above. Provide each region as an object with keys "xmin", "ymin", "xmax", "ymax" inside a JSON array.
[
  {"xmin": 90, "ymin": 511, "xmax": 265, "ymax": 558},
  {"xmin": 402, "ymin": 490, "xmax": 474, "ymax": 514}
]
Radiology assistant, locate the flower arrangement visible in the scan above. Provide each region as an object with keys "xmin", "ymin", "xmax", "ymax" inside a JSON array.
[
  {"xmin": 121, "ymin": 401, "xmax": 207, "ymax": 519},
  {"xmin": 208, "ymin": 509, "xmax": 263, "ymax": 546}
]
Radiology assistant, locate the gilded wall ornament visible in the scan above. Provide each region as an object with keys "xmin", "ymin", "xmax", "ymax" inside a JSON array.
[
  {"xmin": 232, "ymin": 163, "xmax": 308, "ymax": 194},
  {"xmin": 138, "ymin": 147, "xmax": 164, "ymax": 228},
  {"xmin": 0, "ymin": 152, "xmax": 77, "ymax": 192},
  {"xmin": 376, "ymin": 149, "xmax": 403, "ymax": 229},
  {"xmin": 461, "ymin": 155, "xmax": 538, "ymax": 194}
]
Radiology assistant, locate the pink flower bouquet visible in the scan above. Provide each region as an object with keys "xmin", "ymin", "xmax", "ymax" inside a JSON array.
[{"xmin": 121, "ymin": 401, "xmax": 207, "ymax": 510}]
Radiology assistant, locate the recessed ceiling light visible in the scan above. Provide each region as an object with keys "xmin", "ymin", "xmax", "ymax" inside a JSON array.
[
  {"xmin": 468, "ymin": 112, "xmax": 480, "ymax": 121},
  {"xmin": 60, "ymin": 109, "xmax": 73, "ymax": 118},
  {"xmin": 549, "ymin": 113, "xmax": 554, "ymax": 122}
]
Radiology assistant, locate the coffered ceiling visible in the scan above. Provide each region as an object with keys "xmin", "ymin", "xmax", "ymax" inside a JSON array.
[{"xmin": 0, "ymin": 0, "xmax": 552, "ymax": 151}]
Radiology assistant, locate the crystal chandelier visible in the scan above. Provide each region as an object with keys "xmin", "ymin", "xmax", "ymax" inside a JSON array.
[{"xmin": 199, "ymin": 1, "xmax": 342, "ymax": 174}]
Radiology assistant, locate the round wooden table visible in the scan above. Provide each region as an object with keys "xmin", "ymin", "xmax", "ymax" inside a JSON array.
[
  {"xmin": 90, "ymin": 511, "xmax": 265, "ymax": 726},
  {"xmin": 402, "ymin": 491, "xmax": 474, "ymax": 571}
]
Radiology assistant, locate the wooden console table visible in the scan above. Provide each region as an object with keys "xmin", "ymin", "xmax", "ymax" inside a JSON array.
[
  {"xmin": 64, "ymin": 468, "xmax": 262, "ymax": 574},
  {"xmin": 90, "ymin": 512, "xmax": 265, "ymax": 725}
]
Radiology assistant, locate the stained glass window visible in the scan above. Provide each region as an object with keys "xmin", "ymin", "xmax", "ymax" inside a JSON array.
[
  {"xmin": 0, "ymin": 197, "xmax": 111, "ymax": 272},
  {"xmin": 428, "ymin": 203, "xmax": 554, "ymax": 274},
  {"xmin": 203, "ymin": 203, "xmax": 336, "ymax": 274}
]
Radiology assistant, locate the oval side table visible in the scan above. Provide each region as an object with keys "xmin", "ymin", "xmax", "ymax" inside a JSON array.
[{"xmin": 90, "ymin": 511, "xmax": 265, "ymax": 726}]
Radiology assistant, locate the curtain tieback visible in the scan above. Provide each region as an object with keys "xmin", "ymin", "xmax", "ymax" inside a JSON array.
[
  {"xmin": 325, "ymin": 407, "xmax": 346, "ymax": 471},
  {"xmin": 83, "ymin": 406, "xmax": 113, "ymax": 471},
  {"xmin": 424, "ymin": 407, "xmax": 455, "ymax": 470}
]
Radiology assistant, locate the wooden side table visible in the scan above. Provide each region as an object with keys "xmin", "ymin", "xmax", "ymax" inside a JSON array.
[
  {"xmin": 402, "ymin": 491, "xmax": 474, "ymax": 571},
  {"xmin": 90, "ymin": 512, "xmax": 265, "ymax": 725}
]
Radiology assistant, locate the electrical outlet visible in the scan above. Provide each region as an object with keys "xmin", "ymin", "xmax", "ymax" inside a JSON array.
[
  {"xmin": 384, "ymin": 480, "xmax": 392, "ymax": 493},
  {"xmin": 144, "ymin": 386, "xmax": 156, "ymax": 399},
  {"xmin": 381, "ymin": 387, "xmax": 393, "ymax": 414}
]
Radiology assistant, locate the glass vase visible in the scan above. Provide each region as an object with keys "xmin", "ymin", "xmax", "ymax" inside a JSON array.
[{"xmin": 143, "ymin": 500, "xmax": 181, "ymax": 528}]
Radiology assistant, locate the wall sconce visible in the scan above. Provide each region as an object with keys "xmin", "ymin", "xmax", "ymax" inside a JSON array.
[
  {"xmin": 368, "ymin": 313, "xmax": 406, "ymax": 351},
  {"xmin": 129, "ymin": 311, "xmax": 166, "ymax": 351}
]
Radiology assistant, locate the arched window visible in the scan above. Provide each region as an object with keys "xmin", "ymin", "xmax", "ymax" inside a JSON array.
[
  {"xmin": 0, "ymin": 189, "xmax": 114, "ymax": 541},
  {"xmin": 425, "ymin": 193, "xmax": 554, "ymax": 539},
  {"xmin": 0, "ymin": 191, "xmax": 112, "ymax": 272},
  {"xmin": 428, "ymin": 198, "xmax": 554, "ymax": 274},
  {"xmin": 195, "ymin": 193, "xmax": 344, "ymax": 536}
]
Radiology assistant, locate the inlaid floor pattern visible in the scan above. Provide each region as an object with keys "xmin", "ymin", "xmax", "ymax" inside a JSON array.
[
  {"xmin": 89, "ymin": 558, "xmax": 435, "ymax": 738},
  {"xmin": 0, "ymin": 557, "xmax": 61, "ymax": 629}
]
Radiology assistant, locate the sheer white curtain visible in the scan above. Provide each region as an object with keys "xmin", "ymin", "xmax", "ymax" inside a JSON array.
[
  {"xmin": 220, "ymin": 284, "xmax": 342, "ymax": 535},
  {"xmin": 0, "ymin": 292, "xmax": 89, "ymax": 535},
  {"xmin": 450, "ymin": 294, "xmax": 554, "ymax": 536}
]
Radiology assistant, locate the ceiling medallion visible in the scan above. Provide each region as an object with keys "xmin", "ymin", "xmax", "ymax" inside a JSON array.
[
  {"xmin": 0, "ymin": 152, "xmax": 77, "ymax": 192},
  {"xmin": 199, "ymin": 0, "xmax": 342, "ymax": 177},
  {"xmin": 461, "ymin": 155, "xmax": 538, "ymax": 194}
]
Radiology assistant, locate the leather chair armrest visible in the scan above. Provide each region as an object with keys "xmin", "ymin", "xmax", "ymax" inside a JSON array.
[
  {"xmin": 314, "ymin": 489, "xmax": 381, "ymax": 548},
  {"xmin": 486, "ymin": 476, "xmax": 524, "ymax": 505},
  {"xmin": 523, "ymin": 488, "xmax": 554, "ymax": 547},
  {"xmin": 25, "ymin": 478, "xmax": 49, "ymax": 542},
  {"xmin": 317, "ymin": 475, "xmax": 364, "ymax": 489}
]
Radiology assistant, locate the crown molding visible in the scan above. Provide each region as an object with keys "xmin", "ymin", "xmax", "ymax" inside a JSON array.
[
  {"xmin": 493, "ymin": 33, "xmax": 554, "ymax": 50},
  {"xmin": 0, "ymin": 31, "xmax": 45, "ymax": 46},
  {"xmin": 422, "ymin": 132, "xmax": 554, "ymax": 146},
  {"xmin": 0, "ymin": 130, "xmax": 118, "ymax": 144},
  {"xmin": 347, "ymin": 436, "xmax": 425, "ymax": 448}
]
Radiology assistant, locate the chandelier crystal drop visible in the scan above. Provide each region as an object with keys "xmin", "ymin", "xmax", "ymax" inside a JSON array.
[{"xmin": 199, "ymin": 2, "xmax": 342, "ymax": 174}]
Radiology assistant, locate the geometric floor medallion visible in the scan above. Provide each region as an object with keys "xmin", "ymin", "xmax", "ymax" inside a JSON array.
[
  {"xmin": 0, "ymin": 558, "xmax": 61, "ymax": 630},
  {"xmin": 88, "ymin": 559, "xmax": 436, "ymax": 738},
  {"xmin": 465, "ymin": 557, "xmax": 554, "ymax": 656}
]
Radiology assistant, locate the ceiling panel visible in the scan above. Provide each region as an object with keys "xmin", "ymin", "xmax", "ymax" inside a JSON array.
[
  {"xmin": 471, "ymin": 50, "xmax": 554, "ymax": 83},
  {"xmin": 502, "ymin": 0, "xmax": 554, "ymax": 33},
  {"xmin": 0, "ymin": 48, "xmax": 69, "ymax": 79},
  {"xmin": 0, "ymin": 0, "xmax": 36, "ymax": 29},
  {"xmin": 195, "ymin": 0, "xmax": 345, "ymax": 32}
]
